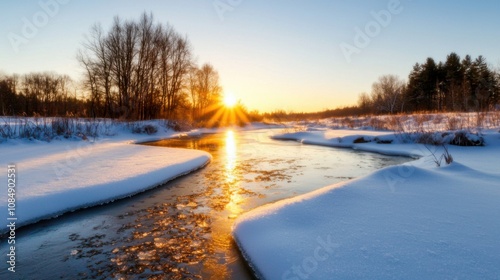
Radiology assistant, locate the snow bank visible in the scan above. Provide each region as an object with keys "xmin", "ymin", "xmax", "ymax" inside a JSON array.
[
  {"xmin": 272, "ymin": 129, "xmax": 422, "ymax": 158},
  {"xmin": 234, "ymin": 129, "xmax": 500, "ymax": 279},
  {"xmin": 0, "ymin": 124, "xmax": 211, "ymax": 232}
]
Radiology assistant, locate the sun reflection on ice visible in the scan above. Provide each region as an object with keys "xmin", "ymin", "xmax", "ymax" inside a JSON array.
[
  {"xmin": 201, "ymin": 130, "xmax": 244, "ymax": 277},
  {"xmin": 224, "ymin": 130, "xmax": 243, "ymax": 217},
  {"xmin": 225, "ymin": 130, "xmax": 237, "ymax": 176}
]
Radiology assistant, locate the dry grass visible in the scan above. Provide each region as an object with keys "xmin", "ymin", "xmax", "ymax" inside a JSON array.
[
  {"xmin": 323, "ymin": 112, "xmax": 500, "ymax": 133},
  {"xmin": 0, "ymin": 116, "xmax": 168, "ymax": 142},
  {"xmin": 425, "ymin": 144, "xmax": 454, "ymax": 167}
]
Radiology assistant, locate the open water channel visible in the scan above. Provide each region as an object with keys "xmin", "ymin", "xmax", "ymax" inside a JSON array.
[{"xmin": 0, "ymin": 129, "xmax": 409, "ymax": 279}]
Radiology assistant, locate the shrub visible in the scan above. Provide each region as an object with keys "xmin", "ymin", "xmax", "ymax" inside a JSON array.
[
  {"xmin": 449, "ymin": 131, "xmax": 484, "ymax": 146},
  {"xmin": 0, "ymin": 119, "xmax": 15, "ymax": 138},
  {"xmin": 353, "ymin": 136, "xmax": 371, "ymax": 143},
  {"xmin": 52, "ymin": 117, "xmax": 74, "ymax": 138},
  {"xmin": 129, "ymin": 122, "xmax": 158, "ymax": 135},
  {"xmin": 143, "ymin": 124, "xmax": 157, "ymax": 135},
  {"xmin": 374, "ymin": 137, "xmax": 393, "ymax": 144},
  {"xmin": 416, "ymin": 132, "xmax": 443, "ymax": 145}
]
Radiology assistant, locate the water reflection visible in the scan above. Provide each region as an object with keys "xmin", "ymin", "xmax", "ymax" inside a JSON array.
[
  {"xmin": 225, "ymin": 130, "xmax": 237, "ymax": 183},
  {"xmin": 204, "ymin": 130, "xmax": 245, "ymax": 278},
  {"xmin": 224, "ymin": 130, "xmax": 243, "ymax": 217}
]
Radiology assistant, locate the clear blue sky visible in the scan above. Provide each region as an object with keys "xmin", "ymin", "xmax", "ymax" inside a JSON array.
[{"xmin": 1, "ymin": 0, "xmax": 500, "ymax": 112}]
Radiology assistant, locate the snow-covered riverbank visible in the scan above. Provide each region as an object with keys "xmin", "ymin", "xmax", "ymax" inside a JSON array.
[
  {"xmin": 233, "ymin": 129, "xmax": 500, "ymax": 279},
  {"xmin": 0, "ymin": 122, "xmax": 211, "ymax": 233}
]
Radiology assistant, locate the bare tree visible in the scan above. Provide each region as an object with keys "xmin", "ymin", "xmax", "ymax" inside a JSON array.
[
  {"xmin": 164, "ymin": 34, "xmax": 191, "ymax": 119},
  {"xmin": 77, "ymin": 50, "xmax": 101, "ymax": 118},
  {"xmin": 134, "ymin": 12, "xmax": 158, "ymax": 119},
  {"xmin": 188, "ymin": 65, "xmax": 200, "ymax": 120},
  {"xmin": 357, "ymin": 92, "xmax": 372, "ymax": 115},
  {"xmin": 371, "ymin": 75, "xmax": 405, "ymax": 114},
  {"xmin": 189, "ymin": 63, "xmax": 222, "ymax": 122},
  {"xmin": 107, "ymin": 16, "xmax": 138, "ymax": 119},
  {"xmin": 78, "ymin": 12, "xmax": 196, "ymax": 120}
]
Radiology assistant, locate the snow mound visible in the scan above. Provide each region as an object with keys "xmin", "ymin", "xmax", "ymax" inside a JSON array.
[{"xmin": 234, "ymin": 130, "xmax": 500, "ymax": 279}]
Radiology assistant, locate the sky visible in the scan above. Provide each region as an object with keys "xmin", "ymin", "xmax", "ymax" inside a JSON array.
[{"xmin": 1, "ymin": 0, "xmax": 500, "ymax": 113}]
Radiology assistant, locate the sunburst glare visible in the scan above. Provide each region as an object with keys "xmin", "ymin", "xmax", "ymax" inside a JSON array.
[{"xmin": 205, "ymin": 93, "xmax": 249, "ymax": 127}]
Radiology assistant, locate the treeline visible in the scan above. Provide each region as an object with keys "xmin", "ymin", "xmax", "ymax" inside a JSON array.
[
  {"xmin": 359, "ymin": 53, "xmax": 500, "ymax": 115},
  {"xmin": 78, "ymin": 12, "xmax": 223, "ymax": 122},
  {"xmin": 0, "ymin": 72, "xmax": 85, "ymax": 116},
  {"xmin": 260, "ymin": 106, "xmax": 363, "ymax": 122}
]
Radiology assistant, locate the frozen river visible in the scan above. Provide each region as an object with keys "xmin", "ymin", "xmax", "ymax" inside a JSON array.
[{"xmin": 0, "ymin": 129, "xmax": 409, "ymax": 279}]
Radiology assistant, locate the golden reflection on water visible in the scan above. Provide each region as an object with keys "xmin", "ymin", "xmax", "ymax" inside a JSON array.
[
  {"xmin": 224, "ymin": 130, "xmax": 243, "ymax": 217},
  {"xmin": 203, "ymin": 130, "xmax": 244, "ymax": 279},
  {"xmin": 225, "ymin": 130, "xmax": 237, "ymax": 170}
]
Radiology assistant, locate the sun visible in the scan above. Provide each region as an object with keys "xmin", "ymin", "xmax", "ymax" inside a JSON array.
[
  {"xmin": 207, "ymin": 92, "xmax": 249, "ymax": 127},
  {"xmin": 204, "ymin": 92, "xmax": 248, "ymax": 127},
  {"xmin": 223, "ymin": 93, "xmax": 237, "ymax": 108}
]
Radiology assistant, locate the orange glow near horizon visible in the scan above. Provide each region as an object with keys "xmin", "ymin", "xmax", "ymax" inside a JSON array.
[
  {"xmin": 217, "ymin": 85, "xmax": 358, "ymax": 114},
  {"xmin": 205, "ymin": 98, "xmax": 249, "ymax": 127}
]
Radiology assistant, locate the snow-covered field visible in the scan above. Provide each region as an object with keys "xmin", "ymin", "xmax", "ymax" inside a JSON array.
[
  {"xmin": 0, "ymin": 120, "xmax": 211, "ymax": 232},
  {"xmin": 2, "ymin": 114, "xmax": 500, "ymax": 278},
  {"xmin": 233, "ymin": 126, "xmax": 500, "ymax": 279}
]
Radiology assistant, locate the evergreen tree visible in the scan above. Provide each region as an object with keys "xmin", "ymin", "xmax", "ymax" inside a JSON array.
[
  {"xmin": 443, "ymin": 52, "xmax": 463, "ymax": 111},
  {"xmin": 405, "ymin": 63, "xmax": 424, "ymax": 112},
  {"xmin": 403, "ymin": 53, "xmax": 500, "ymax": 113},
  {"xmin": 421, "ymin": 57, "xmax": 440, "ymax": 111}
]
